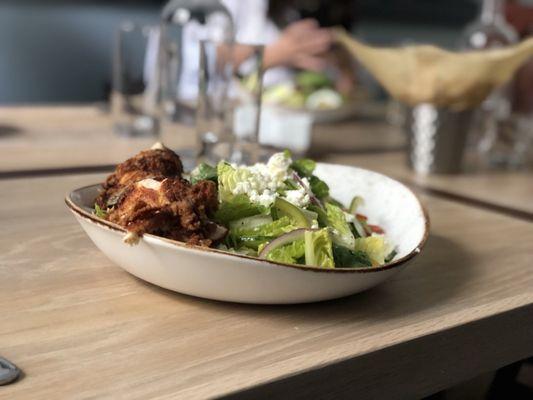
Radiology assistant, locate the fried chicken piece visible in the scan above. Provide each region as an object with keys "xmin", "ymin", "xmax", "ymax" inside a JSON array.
[
  {"xmin": 107, "ymin": 177, "xmax": 226, "ymax": 247},
  {"xmin": 96, "ymin": 143, "xmax": 183, "ymax": 208}
]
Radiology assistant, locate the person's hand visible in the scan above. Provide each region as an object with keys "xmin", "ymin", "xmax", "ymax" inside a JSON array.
[
  {"xmin": 324, "ymin": 46, "xmax": 357, "ymax": 95},
  {"xmin": 264, "ymin": 19, "xmax": 332, "ymax": 71}
]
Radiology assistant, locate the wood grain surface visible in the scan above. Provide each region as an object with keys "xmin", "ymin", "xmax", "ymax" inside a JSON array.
[
  {"xmin": 323, "ymin": 152, "xmax": 533, "ymax": 218},
  {"xmin": 2, "ymin": 106, "xmax": 530, "ymax": 220},
  {"xmin": 1, "ymin": 174, "xmax": 532, "ymax": 399},
  {"xmin": 0, "ymin": 105, "xmax": 404, "ymax": 173}
]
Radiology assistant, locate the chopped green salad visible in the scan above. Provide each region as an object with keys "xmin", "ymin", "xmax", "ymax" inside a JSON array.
[
  {"xmin": 250, "ymin": 71, "xmax": 345, "ymax": 111},
  {"xmin": 191, "ymin": 151, "xmax": 396, "ymax": 268}
]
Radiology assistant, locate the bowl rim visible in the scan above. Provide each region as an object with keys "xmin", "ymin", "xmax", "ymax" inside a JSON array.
[{"xmin": 64, "ymin": 164, "xmax": 430, "ymax": 274}]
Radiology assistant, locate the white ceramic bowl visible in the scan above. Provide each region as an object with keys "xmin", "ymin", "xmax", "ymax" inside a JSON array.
[{"xmin": 65, "ymin": 163, "xmax": 429, "ymax": 304}]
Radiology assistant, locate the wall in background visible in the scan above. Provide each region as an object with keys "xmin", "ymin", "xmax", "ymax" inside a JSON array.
[
  {"xmin": 0, "ymin": 2, "xmax": 160, "ymax": 103},
  {"xmin": 0, "ymin": 0, "xmax": 484, "ymax": 103}
]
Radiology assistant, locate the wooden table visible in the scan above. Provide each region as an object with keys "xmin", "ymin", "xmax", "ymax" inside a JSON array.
[
  {"xmin": 1, "ymin": 174, "xmax": 533, "ymax": 399},
  {"xmin": 2, "ymin": 106, "xmax": 530, "ymax": 220},
  {"xmin": 1, "ymin": 106, "xmax": 533, "ymax": 399},
  {"xmin": 0, "ymin": 105, "xmax": 405, "ymax": 174}
]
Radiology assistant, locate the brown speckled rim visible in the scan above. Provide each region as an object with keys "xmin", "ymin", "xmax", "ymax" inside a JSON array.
[{"xmin": 65, "ymin": 175, "xmax": 430, "ymax": 274}]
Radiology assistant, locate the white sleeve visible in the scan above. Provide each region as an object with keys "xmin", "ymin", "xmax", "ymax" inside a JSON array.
[{"xmin": 220, "ymin": 0, "xmax": 279, "ymax": 45}]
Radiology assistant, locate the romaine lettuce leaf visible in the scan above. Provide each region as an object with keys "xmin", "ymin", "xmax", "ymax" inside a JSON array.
[
  {"xmin": 230, "ymin": 216, "xmax": 296, "ymax": 250},
  {"xmin": 190, "ymin": 162, "xmax": 217, "ymax": 184},
  {"xmin": 214, "ymin": 194, "xmax": 265, "ymax": 225},
  {"xmin": 325, "ymin": 203, "xmax": 355, "ymax": 249},
  {"xmin": 232, "ymin": 216, "xmax": 295, "ymax": 238},
  {"xmin": 332, "ymin": 244, "xmax": 372, "ymax": 268},
  {"xmin": 94, "ymin": 203, "xmax": 107, "ymax": 219},
  {"xmin": 265, "ymin": 239, "xmax": 305, "ymax": 264},
  {"xmin": 217, "ymin": 161, "xmax": 253, "ymax": 202},
  {"xmin": 353, "ymin": 236, "xmax": 392, "ymax": 266},
  {"xmin": 304, "ymin": 229, "xmax": 334, "ymax": 268}
]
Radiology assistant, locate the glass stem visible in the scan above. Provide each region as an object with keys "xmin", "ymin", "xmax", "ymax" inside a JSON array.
[{"xmin": 480, "ymin": 0, "xmax": 505, "ymax": 24}]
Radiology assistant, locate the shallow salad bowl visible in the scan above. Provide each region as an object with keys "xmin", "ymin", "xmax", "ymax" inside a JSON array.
[{"xmin": 65, "ymin": 163, "xmax": 429, "ymax": 304}]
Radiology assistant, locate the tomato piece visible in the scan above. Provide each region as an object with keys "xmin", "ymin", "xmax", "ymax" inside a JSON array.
[
  {"xmin": 356, "ymin": 213, "xmax": 368, "ymax": 221},
  {"xmin": 368, "ymin": 224, "xmax": 385, "ymax": 234}
]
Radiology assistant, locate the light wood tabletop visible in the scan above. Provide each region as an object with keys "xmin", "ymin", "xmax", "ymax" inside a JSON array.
[
  {"xmin": 0, "ymin": 105, "xmax": 404, "ymax": 174},
  {"xmin": 2, "ymin": 106, "xmax": 531, "ymax": 220},
  {"xmin": 323, "ymin": 152, "xmax": 533, "ymax": 219},
  {"xmin": 1, "ymin": 173, "xmax": 533, "ymax": 399}
]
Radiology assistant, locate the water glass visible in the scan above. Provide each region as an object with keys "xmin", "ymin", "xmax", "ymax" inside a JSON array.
[
  {"xmin": 483, "ymin": 114, "xmax": 533, "ymax": 169},
  {"xmin": 228, "ymin": 44, "xmax": 265, "ymax": 165},
  {"xmin": 111, "ymin": 22, "xmax": 160, "ymax": 137},
  {"xmin": 195, "ymin": 42, "xmax": 265, "ymax": 164}
]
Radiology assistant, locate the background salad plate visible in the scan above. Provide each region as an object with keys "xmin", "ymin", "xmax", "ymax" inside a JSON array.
[{"xmin": 65, "ymin": 163, "xmax": 429, "ymax": 304}]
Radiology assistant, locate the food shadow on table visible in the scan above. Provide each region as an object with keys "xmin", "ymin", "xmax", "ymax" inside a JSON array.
[{"xmin": 136, "ymin": 233, "xmax": 475, "ymax": 323}]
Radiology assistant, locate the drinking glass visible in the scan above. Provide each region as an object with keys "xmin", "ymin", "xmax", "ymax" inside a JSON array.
[
  {"xmin": 111, "ymin": 22, "xmax": 160, "ymax": 137},
  {"xmin": 483, "ymin": 114, "xmax": 533, "ymax": 169},
  {"xmin": 159, "ymin": 0, "xmax": 234, "ymax": 123},
  {"xmin": 195, "ymin": 39, "xmax": 234, "ymax": 162},
  {"xmin": 459, "ymin": 0, "xmax": 521, "ymax": 170},
  {"xmin": 195, "ymin": 41, "xmax": 265, "ymax": 164},
  {"xmin": 228, "ymin": 44, "xmax": 265, "ymax": 165}
]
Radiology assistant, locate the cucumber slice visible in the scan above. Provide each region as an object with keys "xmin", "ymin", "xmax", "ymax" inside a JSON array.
[
  {"xmin": 302, "ymin": 208, "xmax": 318, "ymax": 225},
  {"xmin": 273, "ymin": 198, "xmax": 310, "ymax": 228},
  {"xmin": 307, "ymin": 204, "xmax": 329, "ymax": 227},
  {"xmin": 229, "ymin": 215, "xmax": 273, "ymax": 231},
  {"xmin": 349, "ymin": 196, "xmax": 364, "ymax": 214}
]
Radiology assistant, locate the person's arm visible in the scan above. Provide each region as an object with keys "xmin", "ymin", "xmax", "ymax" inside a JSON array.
[
  {"xmin": 231, "ymin": 19, "xmax": 333, "ymax": 72},
  {"xmin": 263, "ymin": 19, "xmax": 332, "ymax": 71}
]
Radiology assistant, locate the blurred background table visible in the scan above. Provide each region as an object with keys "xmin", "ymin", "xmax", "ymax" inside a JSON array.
[
  {"xmin": 0, "ymin": 105, "xmax": 405, "ymax": 175},
  {"xmin": 1, "ymin": 105, "xmax": 531, "ymax": 221}
]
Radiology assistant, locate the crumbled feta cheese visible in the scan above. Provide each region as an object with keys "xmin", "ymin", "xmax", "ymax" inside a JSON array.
[
  {"xmin": 226, "ymin": 152, "xmax": 319, "ymax": 209},
  {"xmin": 229, "ymin": 152, "xmax": 292, "ymax": 207},
  {"xmin": 284, "ymin": 188, "xmax": 310, "ymax": 208},
  {"xmin": 249, "ymin": 190, "xmax": 277, "ymax": 208},
  {"xmin": 267, "ymin": 152, "xmax": 292, "ymax": 182}
]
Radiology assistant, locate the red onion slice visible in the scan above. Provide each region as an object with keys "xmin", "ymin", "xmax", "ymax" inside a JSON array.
[
  {"xmin": 292, "ymin": 172, "xmax": 322, "ymax": 207},
  {"xmin": 258, "ymin": 228, "xmax": 317, "ymax": 259}
]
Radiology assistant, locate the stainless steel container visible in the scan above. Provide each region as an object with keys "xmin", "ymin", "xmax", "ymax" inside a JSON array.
[{"xmin": 406, "ymin": 104, "xmax": 474, "ymax": 174}]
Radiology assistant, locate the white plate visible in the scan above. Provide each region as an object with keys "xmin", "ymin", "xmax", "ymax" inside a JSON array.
[{"xmin": 65, "ymin": 163, "xmax": 429, "ymax": 304}]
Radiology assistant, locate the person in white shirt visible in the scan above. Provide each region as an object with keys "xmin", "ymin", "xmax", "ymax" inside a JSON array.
[
  {"xmin": 172, "ymin": 0, "xmax": 334, "ymax": 100},
  {"xmin": 222, "ymin": 0, "xmax": 333, "ymax": 87}
]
